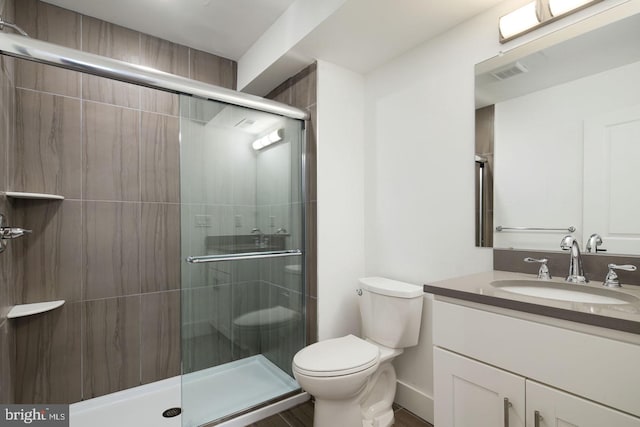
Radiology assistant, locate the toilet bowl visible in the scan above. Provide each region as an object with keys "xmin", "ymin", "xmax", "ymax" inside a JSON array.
[
  {"xmin": 233, "ymin": 305, "xmax": 301, "ymax": 356},
  {"xmin": 292, "ymin": 277, "xmax": 423, "ymax": 427}
]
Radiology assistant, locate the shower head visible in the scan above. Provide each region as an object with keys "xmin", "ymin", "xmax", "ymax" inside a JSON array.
[{"xmin": 0, "ymin": 16, "xmax": 30, "ymax": 37}]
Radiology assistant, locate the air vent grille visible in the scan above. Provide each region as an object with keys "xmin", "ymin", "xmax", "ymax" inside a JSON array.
[{"xmin": 491, "ymin": 61, "xmax": 528, "ymax": 80}]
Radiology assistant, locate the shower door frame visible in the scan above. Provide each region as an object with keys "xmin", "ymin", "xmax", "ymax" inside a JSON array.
[{"xmin": 0, "ymin": 32, "xmax": 308, "ymax": 121}]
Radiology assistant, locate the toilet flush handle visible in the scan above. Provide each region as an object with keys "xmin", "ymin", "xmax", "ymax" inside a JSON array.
[{"xmin": 356, "ymin": 289, "xmax": 363, "ymax": 296}]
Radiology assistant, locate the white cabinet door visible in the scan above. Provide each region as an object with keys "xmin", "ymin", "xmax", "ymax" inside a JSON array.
[
  {"xmin": 527, "ymin": 380, "xmax": 640, "ymax": 427},
  {"xmin": 434, "ymin": 347, "xmax": 525, "ymax": 427}
]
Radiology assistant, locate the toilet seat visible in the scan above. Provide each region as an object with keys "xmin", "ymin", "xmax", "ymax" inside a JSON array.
[{"xmin": 293, "ymin": 335, "xmax": 379, "ymax": 377}]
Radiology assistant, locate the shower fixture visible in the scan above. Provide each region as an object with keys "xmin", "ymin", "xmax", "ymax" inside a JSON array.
[
  {"xmin": 0, "ymin": 16, "xmax": 29, "ymax": 37},
  {"xmin": 0, "ymin": 213, "xmax": 32, "ymax": 254}
]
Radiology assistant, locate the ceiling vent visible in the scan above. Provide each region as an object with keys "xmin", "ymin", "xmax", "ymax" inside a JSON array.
[
  {"xmin": 490, "ymin": 61, "xmax": 528, "ymax": 80},
  {"xmin": 234, "ymin": 118, "xmax": 256, "ymax": 129}
]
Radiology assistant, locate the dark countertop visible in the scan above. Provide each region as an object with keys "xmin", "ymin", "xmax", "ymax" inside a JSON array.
[{"xmin": 423, "ymin": 271, "xmax": 640, "ymax": 335}]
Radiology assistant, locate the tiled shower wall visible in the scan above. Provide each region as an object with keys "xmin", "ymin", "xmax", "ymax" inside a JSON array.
[
  {"xmin": 0, "ymin": 0, "xmax": 16, "ymax": 405},
  {"xmin": 2, "ymin": 0, "xmax": 236, "ymax": 403},
  {"xmin": 266, "ymin": 63, "xmax": 318, "ymax": 345}
]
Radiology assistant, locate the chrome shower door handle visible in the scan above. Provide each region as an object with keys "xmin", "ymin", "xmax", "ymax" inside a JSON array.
[
  {"xmin": 504, "ymin": 397, "xmax": 512, "ymax": 427},
  {"xmin": 186, "ymin": 249, "xmax": 302, "ymax": 264}
]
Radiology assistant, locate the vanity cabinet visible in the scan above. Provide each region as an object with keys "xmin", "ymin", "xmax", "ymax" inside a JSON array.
[
  {"xmin": 433, "ymin": 299, "xmax": 640, "ymax": 426},
  {"xmin": 526, "ymin": 380, "xmax": 640, "ymax": 427},
  {"xmin": 435, "ymin": 347, "xmax": 640, "ymax": 427},
  {"xmin": 434, "ymin": 347, "xmax": 525, "ymax": 427}
]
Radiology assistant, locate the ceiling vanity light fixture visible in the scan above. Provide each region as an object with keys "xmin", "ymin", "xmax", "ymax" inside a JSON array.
[
  {"xmin": 499, "ymin": 0, "xmax": 603, "ymax": 43},
  {"xmin": 252, "ymin": 128, "xmax": 284, "ymax": 151}
]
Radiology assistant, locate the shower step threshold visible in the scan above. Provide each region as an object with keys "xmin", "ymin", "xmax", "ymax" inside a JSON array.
[
  {"xmin": 7, "ymin": 300, "xmax": 65, "ymax": 319},
  {"xmin": 4, "ymin": 191, "xmax": 65, "ymax": 200}
]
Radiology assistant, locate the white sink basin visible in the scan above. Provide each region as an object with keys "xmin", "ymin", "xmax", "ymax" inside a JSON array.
[{"xmin": 490, "ymin": 280, "xmax": 639, "ymax": 305}]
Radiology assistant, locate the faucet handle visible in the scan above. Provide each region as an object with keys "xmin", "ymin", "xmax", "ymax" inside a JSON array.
[
  {"xmin": 524, "ymin": 257, "xmax": 552, "ymax": 280},
  {"xmin": 603, "ymin": 264, "xmax": 637, "ymax": 288}
]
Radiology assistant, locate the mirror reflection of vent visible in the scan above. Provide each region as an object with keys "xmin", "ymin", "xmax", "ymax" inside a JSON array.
[
  {"xmin": 234, "ymin": 118, "xmax": 256, "ymax": 129},
  {"xmin": 491, "ymin": 61, "xmax": 528, "ymax": 80}
]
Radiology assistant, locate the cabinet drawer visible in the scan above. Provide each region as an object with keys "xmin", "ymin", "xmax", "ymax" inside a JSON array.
[{"xmin": 434, "ymin": 300, "xmax": 640, "ymax": 417}]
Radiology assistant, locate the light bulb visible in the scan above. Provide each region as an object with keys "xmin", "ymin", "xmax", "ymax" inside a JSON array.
[{"xmin": 499, "ymin": 2, "xmax": 539, "ymax": 40}]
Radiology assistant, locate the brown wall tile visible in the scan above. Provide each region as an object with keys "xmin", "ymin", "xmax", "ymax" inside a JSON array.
[
  {"xmin": 140, "ymin": 291, "xmax": 180, "ymax": 384},
  {"xmin": 0, "ymin": 65, "xmax": 13, "ymax": 193},
  {"xmin": 140, "ymin": 35, "xmax": 188, "ymax": 116},
  {"xmin": 15, "ymin": 0, "xmax": 80, "ymax": 97},
  {"xmin": 291, "ymin": 63, "xmax": 317, "ymax": 111},
  {"xmin": 14, "ymin": 303, "xmax": 82, "ymax": 404},
  {"xmin": 83, "ymin": 201, "xmax": 140, "ymax": 299},
  {"xmin": 305, "ymin": 296, "xmax": 317, "ymax": 345},
  {"xmin": 189, "ymin": 48, "xmax": 236, "ymax": 89},
  {"xmin": 0, "ymin": 320, "xmax": 14, "ymax": 403},
  {"xmin": 81, "ymin": 16, "xmax": 140, "ymax": 107},
  {"xmin": 8, "ymin": 0, "xmax": 246, "ymax": 404},
  {"xmin": 140, "ymin": 203, "xmax": 180, "ymax": 293},
  {"xmin": 140, "ymin": 112, "xmax": 180, "ymax": 203},
  {"xmin": 82, "ymin": 296, "xmax": 140, "ymax": 399},
  {"xmin": 13, "ymin": 200, "xmax": 82, "ymax": 303},
  {"xmin": 12, "ymin": 89, "xmax": 81, "ymax": 198},
  {"xmin": 0, "ymin": 0, "xmax": 15, "ymax": 401},
  {"xmin": 266, "ymin": 80, "xmax": 292, "ymax": 106},
  {"xmin": 305, "ymin": 105, "xmax": 317, "ymax": 203},
  {"xmin": 0, "ymin": 199, "xmax": 14, "ymax": 322},
  {"xmin": 83, "ymin": 101, "xmax": 140, "ymax": 201}
]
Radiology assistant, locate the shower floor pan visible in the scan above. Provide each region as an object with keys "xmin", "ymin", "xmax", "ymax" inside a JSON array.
[
  {"xmin": 70, "ymin": 355, "xmax": 299, "ymax": 427},
  {"xmin": 183, "ymin": 354, "xmax": 300, "ymax": 426}
]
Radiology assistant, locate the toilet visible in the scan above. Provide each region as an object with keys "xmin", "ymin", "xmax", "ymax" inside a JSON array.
[{"xmin": 292, "ymin": 277, "xmax": 424, "ymax": 427}]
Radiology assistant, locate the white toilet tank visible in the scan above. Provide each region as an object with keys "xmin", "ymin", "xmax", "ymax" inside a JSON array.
[{"xmin": 358, "ymin": 277, "xmax": 424, "ymax": 349}]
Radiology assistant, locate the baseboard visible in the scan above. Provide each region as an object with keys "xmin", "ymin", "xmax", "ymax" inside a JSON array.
[{"xmin": 395, "ymin": 380, "xmax": 434, "ymax": 425}]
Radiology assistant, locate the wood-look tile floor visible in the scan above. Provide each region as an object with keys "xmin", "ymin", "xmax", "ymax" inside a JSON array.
[{"xmin": 247, "ymin": 401, "xmax": 434, "ymax": 427}]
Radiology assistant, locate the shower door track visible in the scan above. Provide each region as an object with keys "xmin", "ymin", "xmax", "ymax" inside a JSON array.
[
  {"xmin": 0, "ymin": 32, "xmax": 309, "ymax": 120},
  {"xmin": 186, "ymin": 249, "xmax": 303, "ymax": 264}
]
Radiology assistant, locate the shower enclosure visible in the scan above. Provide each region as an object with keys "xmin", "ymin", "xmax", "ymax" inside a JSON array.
[
  {"xmin": 0, "ymin": 10, "xmax": 308, "ymax": 426},
  {"xmin": 179, "ymin": 97, "xmax": 306, "ymax": 425}
]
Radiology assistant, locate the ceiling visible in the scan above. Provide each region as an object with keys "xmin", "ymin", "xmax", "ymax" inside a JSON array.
[
  {"xmin": 43, "ymin": 0, "xmax": 506, "ymax": 85},
  {"xmin": 41, "ymin": 0, "xmax": 297, "ymax": 60}
]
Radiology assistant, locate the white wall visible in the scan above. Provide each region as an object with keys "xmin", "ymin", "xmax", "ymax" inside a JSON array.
[
  {"xmin": 360, "ymin": 0, "xmax": 640, "ymax": 422},
  {"xmin": 316, "ymin": 60, "xmax": 366, "ymax": 340},
  {"xmin": 362, "ymin": 0, "xmax": 530, "ymax": 421}
]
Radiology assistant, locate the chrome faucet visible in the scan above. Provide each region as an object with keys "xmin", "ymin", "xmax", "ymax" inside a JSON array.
[
  {"xmin": 251, "ymin": 228, "xmax": 269, "ymax": 248},
  {"xmin": 585, "ymin": 233, "xmax": 604, "ymax": 253},
  {"xmin": 560, "ymin": 235, "xmax": 588, "ymax": 283}
]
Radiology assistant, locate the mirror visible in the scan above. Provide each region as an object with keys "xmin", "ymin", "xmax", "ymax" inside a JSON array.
[{"xmin": 475, "ymin": 11, "xmax": 640, "ymax": 255}]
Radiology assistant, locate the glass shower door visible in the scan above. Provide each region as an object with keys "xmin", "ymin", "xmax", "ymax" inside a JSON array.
[{"xmin": 179, "ymin": 95, "xmax": 306, "ymax": 426}]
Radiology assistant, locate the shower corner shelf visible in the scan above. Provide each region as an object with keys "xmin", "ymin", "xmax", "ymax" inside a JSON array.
[
  {"xmin": 4, "ymin": 191, "xmax": 65, "ymax": 200},
  {"xmin": 7, "ymin": 300, "xmax": 65, "ymax": 319}
]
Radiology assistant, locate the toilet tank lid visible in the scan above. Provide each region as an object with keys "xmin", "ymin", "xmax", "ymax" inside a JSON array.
[{"xmin": 359, "ymin": 277, "xmax": 423, "ymax": 298}]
